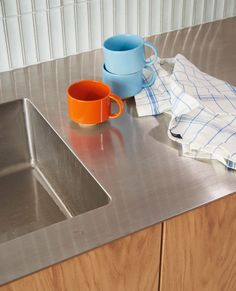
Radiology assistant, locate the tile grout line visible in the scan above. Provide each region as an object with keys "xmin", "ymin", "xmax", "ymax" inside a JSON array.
[
  {"xmin": 74, "ymin": 2, "xmax": 79, "ymax": 52},
  {"xmin": 87, "ymin": 0, "xmax": 92, "ymax": 50},
  {"xmin": 60, "ymin": 0, "xmax": 67, "ymax": 56},
  {"xmin": 16, "ymin": 0, "xmax": 26, "ymax": 67},
  {"xmin": 100, "ymin": 0, "xmax": 104, "ymax": 45},
  {"xmin": 31, "ymin": 0, "xmax": 40, "ymax": 63},
  {"xmin": 46, "ymin": 0, "xmax": 53, "ymax": 59},
  {"xmin": 1, "ymin": 1, "xmax": 12, "ymax": 70}
]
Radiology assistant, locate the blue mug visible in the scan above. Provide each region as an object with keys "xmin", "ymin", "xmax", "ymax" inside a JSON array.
[
  {"xmin": 102, "ymin": 64, "xmax": 156, "ymax": 99},
  {"xmin": 103, "ymin": 34, "xmax": 158, "ymax": 75}
]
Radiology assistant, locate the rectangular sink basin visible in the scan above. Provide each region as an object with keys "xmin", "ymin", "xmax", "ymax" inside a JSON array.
[{"xmin": 0, "ymin": 99, "xmax": 110, "ymax": 243}]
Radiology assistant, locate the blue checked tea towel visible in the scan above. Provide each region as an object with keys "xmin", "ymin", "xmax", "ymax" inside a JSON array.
[{"xmin": 135, "ymin": 54, "xmax": 236, "ymax": 170}]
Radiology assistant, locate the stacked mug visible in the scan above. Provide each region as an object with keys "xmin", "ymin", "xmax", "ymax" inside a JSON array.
[{"xmin": 102, "ymin": 34, "xmax": 158, "ymax": 99}]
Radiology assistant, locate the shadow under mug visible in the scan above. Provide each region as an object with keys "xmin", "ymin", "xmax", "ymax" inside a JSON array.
[
  {"xmin": 67, "ymin": 80, "xmax": 124, "ymax": 125},
  {"xmin": 102, "ymin": 64, "xmax": 156, "ymax": 99},
  {"xmin": 103, "ymin": 34, "xmax": 158, "ymax": 75}
]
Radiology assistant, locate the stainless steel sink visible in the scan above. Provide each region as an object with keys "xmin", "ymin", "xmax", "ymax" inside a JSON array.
[{"xmin": 0, "ymin": 99, "xmax": 110, "ymax": 243}]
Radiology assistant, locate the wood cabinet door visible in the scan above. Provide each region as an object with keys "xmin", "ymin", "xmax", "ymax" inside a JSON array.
[
  {"xmin": 1, "ymin": 223, "xmax": 162, "ymax": 291},
  {"xmin": 160, "ymin": 193, "xmax": 236, "ymax": 291}
]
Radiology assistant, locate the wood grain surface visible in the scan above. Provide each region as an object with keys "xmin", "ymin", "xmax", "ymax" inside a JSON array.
[
  {"xmin": 1, "ymin": 223, "xmax": 162, "ymax": 291},
  {"xmin": 160, "ymin": 193, "xmax": 236, "ymax": 291}
]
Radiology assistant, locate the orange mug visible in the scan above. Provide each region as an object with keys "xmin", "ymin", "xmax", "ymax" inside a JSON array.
[{"xmin": 67, "ymin": 80, "xmax": 124, "ymax": 125}]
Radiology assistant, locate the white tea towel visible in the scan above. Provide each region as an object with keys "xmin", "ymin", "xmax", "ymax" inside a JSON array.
[{"xmin": 135, "ymin": 54, "xmax": 236, "ymax": 169}]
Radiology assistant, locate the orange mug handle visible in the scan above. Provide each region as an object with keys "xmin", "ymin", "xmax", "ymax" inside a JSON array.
[{"xmin": 109, "ymin": 93, "xmax": 124, "ymax": 119}]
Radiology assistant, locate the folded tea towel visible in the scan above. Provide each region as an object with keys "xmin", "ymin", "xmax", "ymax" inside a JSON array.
[{"xmin": 135, "ymin": 54, "xmax": 236, "ymax": 169}]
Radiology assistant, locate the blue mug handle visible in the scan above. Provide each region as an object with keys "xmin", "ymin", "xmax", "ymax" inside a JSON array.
[
  {"xmin": 144, "ymin": 41, "xmax": 158, "ymax": 66},
  {"xmin": 142, "ymin": 66, "xmax": 156, "ymax": 88}
]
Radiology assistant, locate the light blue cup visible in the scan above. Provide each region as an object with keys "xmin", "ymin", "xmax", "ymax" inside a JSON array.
[
  {"xmin": 103, "ymin": 34, "xmax": 158, "ymax": 75},
  {"xmin": 102, "ymin": 64, "xmax": 156, "ymax": 99}
]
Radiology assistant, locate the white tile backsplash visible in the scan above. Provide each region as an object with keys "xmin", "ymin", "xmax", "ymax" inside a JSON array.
[
  {"xmin": 89, "ymin": 0, "xmax": 102, "ymax": 49},
  {"xmin": 172, "ymin": 0, "xmax": 184, "ymax": 30},
  {"xmin": 0, "ymin": 20, "xmax": 9, "ymax": 71},
  {"xmin": 3, "ymin": 0, "xmax": 17, "ymax": 17},
  {"xmin": 194, "ymin": 0, "xmax": 205, "ymax": 24},
  {"xmin": 49, "ymin": 8, "xmax": 64, "ymax": 58},
  {"xmin": 114, "ymin": 0, "xmax": 126, "ymax": 35},
  {"xmin": 205, "ymin": 0, "xmax": 215, "ymax": 21},
  {"xmin": 76, "ymin": 2, "xmax": 90, "ymax": 52},
  {"xmin": 34, "ymin": 0, "xmax": 47, "ymax": 12},
  {"xmin": 19, "ymin": 0, "xmax": 32, "ymax": 14},
  {"xmin": 162, "ymin": 0, "xmax": 173, "ymax": 32},
  {"xmin": 225, "ymin": 0, "xmax": 235, "ymax": 17},
  {"xmin": 126, "ymin": 0, "xmax": 138, "ymax": 34},
  {"xmin": 6, "ymin": 17, "xmax": 23, "ymax": 68},
  {"xmin": 150, "ymin": 0, "xmax": 162, "ymax": 34},
  {"xmin": 35, "ymin": 11, "xmax": 51, "ymax": 61},
  {"xmin": 49, "ymin": 0, "xmax": 61, "ymax": 8},
  {"xmin": 21, "ymin": 14, "xmax": 37, "ymax": 64},
  {"xmin": 101, "ymin": 0, "xmax": 114, "ymax": 39},
  {"xmin": 63, "ymin": 5, "xmax": 76, "ymax": 55},
  {"xmin": 0, "ymin": 0, "xmax": 236, "ymax": 72},
  {"xmin": 139, "ymin": 0, "xmax": 150, "ymax": 35},
  {"xmin": 214, "ymin": 0, "xmax": 225, "ymax": 19},
  {"xmin": 182, "ymin": 0, "xmax": 194, "ymax": 27}
]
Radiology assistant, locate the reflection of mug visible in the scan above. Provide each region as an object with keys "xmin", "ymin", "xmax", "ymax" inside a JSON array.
[
  {"xmin": 67, "ymin": 80, "xmax": 123, "ymax": 125},
  {"xmin": 102, "ymin": 64, "xmax": 156, "ymax": 98},
  {"xmin": 69, "ymin": 123, "xmax": 125, "ymax": 163},
  {"xmin": 103, "ymin": 34, "xmax": 158, "ymax": 75}
]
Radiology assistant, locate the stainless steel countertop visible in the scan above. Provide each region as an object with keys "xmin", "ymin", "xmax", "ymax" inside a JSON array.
[{"xmin": 0, "ymin": 17, "xmax": 236, "ymax": 285}]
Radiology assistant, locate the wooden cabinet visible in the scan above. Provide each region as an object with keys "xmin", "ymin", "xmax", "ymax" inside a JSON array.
[
  {"xmin": 0, "ymin": 224, "xmax": 162, "ymax": 291},
  {"xmin": 2, "ymin": 193, "xmax": 236, "ymax": 291},
  {"xmin": 160, "ymin": 193, "xmax": 236, "ymax": 291}
]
